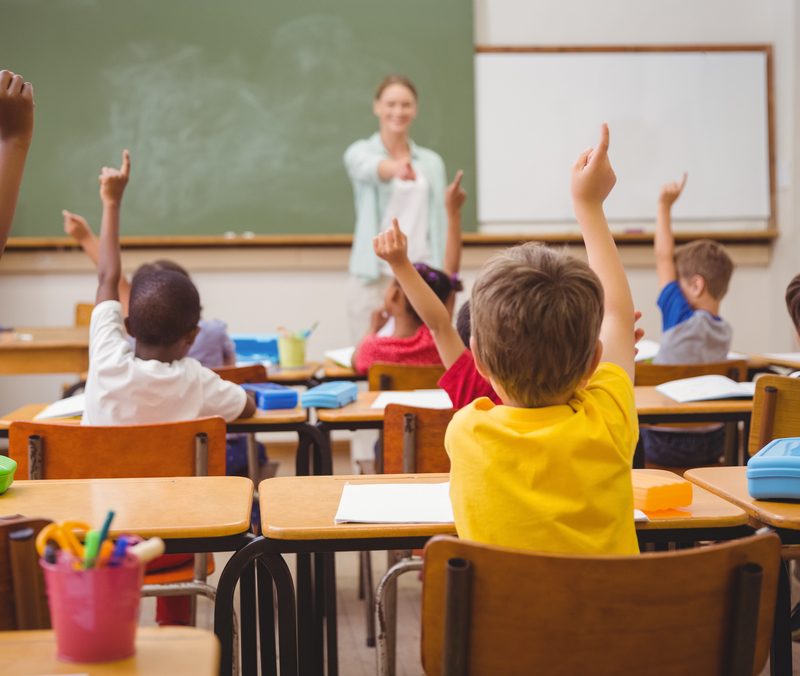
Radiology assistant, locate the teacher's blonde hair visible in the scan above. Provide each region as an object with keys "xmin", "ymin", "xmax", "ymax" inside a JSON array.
[{"xmin": 375, "ymin": 75, "xmax": 417, "ymax": 101}]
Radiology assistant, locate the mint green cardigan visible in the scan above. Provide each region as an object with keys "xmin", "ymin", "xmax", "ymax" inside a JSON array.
[{"xmin": 344, "ymin": 133, "xmax": 447, "ymax": 282}]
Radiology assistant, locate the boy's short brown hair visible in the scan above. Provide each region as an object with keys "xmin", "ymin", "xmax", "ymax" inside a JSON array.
[
  {"xmin": 785, "ymin": 273, "xmax": 800, "ymax": 333},
  {"xmin": 471, "ymin": 243, "xmax": 603, "ymax": 407},
  {"xmin": 674, "ymin": 239, "xmax": 733, "ymax": 300}
]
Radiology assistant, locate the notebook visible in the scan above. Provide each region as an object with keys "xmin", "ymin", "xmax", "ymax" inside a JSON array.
[
  {"xmin": 370, "ymin": 389, "xmax": 453, "ymax": 410},
  {"xmin": 655, "ymin": 375, "xmax": 755, "ymax": 403},
  {"xmin": 324, "ymin": 347, "xmax": 356, "ymax": 368},
  {"xmin": 334, "ymin": 482, "xmax": 649, "ymax": 524},
  {"xmin": 33, "ymin": 394, "xmax": 85, "ymax": 420}
]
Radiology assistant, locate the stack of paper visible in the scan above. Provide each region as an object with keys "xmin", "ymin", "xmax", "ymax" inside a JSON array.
[
  {"xmin": 33, "ymin": 393, "xmax": 85, "ymax": 420},
  {"xmin": 656, "ymin": 375, "xmax": 755, "ymax": 403},
  {"xmin": 324, "ymin": 347, "xmax": 356, "ymax": 368},
  {"xmin": 634, "ymin": 339, "xmax": 660, "ymax": 363},
  {"xmin": 370, "ymin": 389, "xmax": 453, "ymax": 410},
  {"xmin": 335, "ymin": 482, "xmax": 454, "ymax": 523}
]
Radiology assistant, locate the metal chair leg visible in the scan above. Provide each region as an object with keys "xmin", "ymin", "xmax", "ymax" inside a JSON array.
[{"xmin": 375, "ymin": 559, "xmax": 424, "ymax": 676}]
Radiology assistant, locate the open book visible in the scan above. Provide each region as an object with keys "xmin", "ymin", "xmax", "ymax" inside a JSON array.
[
  {"xmin": 371, "ymin": 389, "xmax": 453, "ymax": 410},
  {"xmin": 33, "ymin": 393, "xmax": 85, "ymax": 420},
  {"xmin": 655, "ymin": 375, "xmax": 755, "ymax": 403},
  {"xmin": 334, "ymin": 481, "xmax": 648, "ymax": 524},
  {"xmin": 324, "ymin": 347, "xmax": 356, "ymax": 368}
]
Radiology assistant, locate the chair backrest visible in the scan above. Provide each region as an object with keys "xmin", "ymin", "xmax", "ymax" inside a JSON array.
[
  {"xmin": 212, "ymin": 363, "xmax": 268, "ymax": 384},
  {"xmin": 0, "ymin": 516, "xmax": 52, "ymax": 631},
  {"xmin": 635, "ymin": 359, "xmax": 748, "ymax": 386},
  {"xmin": 421, "ymin": 533, "xmax": 780, "ymax": 676},
  {"xmin": 383, "ymin": 404, "xmax": 454, "ymax": 474},
  {"xmin": 8, "ymin": 417, "xmax": 227, "ymax": 479},
  {"xmin": 74, "ymin": 302, "xmax": 94, "ymax": 328},
  {"xmin": 748, "ymin": 374, "xmax": 800, "ymax": 455},
  {"xmin": 368, "ymin": 362, "xmax": 445, "ymax": 392}
]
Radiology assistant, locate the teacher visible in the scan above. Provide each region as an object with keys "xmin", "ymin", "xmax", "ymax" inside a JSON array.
[{"xmin": 343, "ymin": 74, "xmax": 448, "ymax": 343}]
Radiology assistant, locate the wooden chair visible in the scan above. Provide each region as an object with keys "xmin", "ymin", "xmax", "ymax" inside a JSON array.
[
  {"xmin": 411, "ymin": 532, "xmax": 780, "ymax": 676},
  {"xmin": 368, "ymin": 362, "xmax": 445, "ymax": 392},
  {"xmin": 634, "ymin": 359, "xmax": 749, "ymax": 472},
  {"xmin": 74, "ymin": 302, "xmax": 94, "ymax": 328},
  {"xmin": 8, "ymin": 417, "xmax": 227, "ymax": 624},
  {"xmin": 0, "ymin": 515, "xmax": 52, "ymax": 631},
  {"xmin": 211, "ymin": 363, "xmax": 268, "ymax": 385},
  {"xmin": 748, "ymin": 374, "xmax": 800, "ymax": 455},
  {"xmin": 366, "ymin": 403, "xmax": 455, "ymax": 663}
]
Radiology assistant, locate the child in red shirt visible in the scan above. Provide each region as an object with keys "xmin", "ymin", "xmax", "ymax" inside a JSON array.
[
  {"xmin": 373, "ymin": 220, "xmax": 499, "ymax": 406},
  {"xmin": 353, "ymin": 257, "xmax": 454, "ymax": 374}
]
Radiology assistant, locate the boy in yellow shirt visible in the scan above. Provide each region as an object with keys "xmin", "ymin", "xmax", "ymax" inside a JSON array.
[{"xmin": 446, "ymin": 124, "xmax": 639, "ymax": 555}]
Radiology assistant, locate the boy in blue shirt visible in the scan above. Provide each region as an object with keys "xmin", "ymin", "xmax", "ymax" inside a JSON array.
[{"xmin": 645, "ymin": 173, "xmax": 735, "ymax": 465}]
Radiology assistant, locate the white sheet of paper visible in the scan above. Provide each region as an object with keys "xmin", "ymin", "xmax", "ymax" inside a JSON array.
[
  {"xmin": 762, "ymin": 352, "xmax": 800, "ymax": 364},
  {"xmin": 33, "ymin": 393, "xmax": 85, "ymax": 420},
  {"xmin": 634, "ymin": 339, "xmax": 660, "ymax": 363},
  {"xmin": 633, "ymin": 509, "xmax": 649, "ymax": 523},
  {"xmin": 371, "ymin": 389, "xmax": 453, "ymax": 410},
  {"xmin": 656, "ymin": 375, "xmax": 755, "ymax": 403},
  {"xmin": 727, "ymin": 350, "xmax": 749, "ymax": 360},
  {"xmin": 335, "ymin": 482, "xmax": 455, "ymax": 523},
  {"xmin": 324, "ymin": 347, "xmax": 356, "ymax": 368}
]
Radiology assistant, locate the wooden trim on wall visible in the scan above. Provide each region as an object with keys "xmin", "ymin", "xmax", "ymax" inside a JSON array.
[{"xmin": 4, "ymin": 229, "xmax": 777, "ymax": 252}]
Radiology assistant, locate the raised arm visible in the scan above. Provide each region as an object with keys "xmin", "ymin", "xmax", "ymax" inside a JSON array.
[
  {"xmin": 443, "ymin": 170, "xmax": 466, "ymax": 276},
  {"xmin": 0, "ymin": 70, "xmax": 34, "ymax": 258},
  {"xmin": 96, "ymin": 150, "xmax": 130, "ymax": 304},
  {"xmin": 374, "ymin": 219, "xmax": 465, "ymax": 368},
  {"xmin": 343, "ymin": 140, "xmax": 414, "ymax": 184},
  {"xmin": 64, "ymin": 210, "xmax": 132, "ymax": 313},
  {"xmin": 570, "ymin": 124, "xmax": 634, "ymax": 380},
  {"xmin": 654, "ymin": 172, "xmax": 687, "ymax": 288}
]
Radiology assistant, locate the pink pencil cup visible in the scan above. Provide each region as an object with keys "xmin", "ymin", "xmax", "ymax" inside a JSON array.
[{"xmin": 41, "ymin": 554, "xmax": 143, "ymax": 663}]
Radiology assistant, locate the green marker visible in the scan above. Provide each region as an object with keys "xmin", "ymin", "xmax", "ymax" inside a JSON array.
[{"xmin": 83, "ymin": 530, "xmax": 101, "ymax": 569}]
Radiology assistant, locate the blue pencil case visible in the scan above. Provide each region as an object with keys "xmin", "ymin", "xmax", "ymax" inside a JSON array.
[
  {"xmin": 301, "ymin": 381, "xmax": 359, "ymax": 409},
  {"xmin": 747, "ymin": 437, "xmax": 800, "ymax": 500},
  {"xmin": 233, "ymin": 334, "xmax": 279, "ymax": 365},
  {"xmin": 242, "ymin": 382, "xmax": 298, "ymax": 410}
]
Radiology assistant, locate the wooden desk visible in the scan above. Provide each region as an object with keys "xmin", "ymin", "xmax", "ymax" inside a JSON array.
[
  {"xmin": 267, "ymin": 361, "xmax": 322, "ymax": 386},
  {"xmin": 685, "ymin": 466, "xmax": 796, "ymax": 676},
  {"xmin": 748, "ymin": 353, "xmax": 800, "ymax": 371},
  {"xmin": 319, "ymin": 359, "xmax": 364, "ymax": 382},
  {"xmin": 317, "ymin": 387, "xmax": 753, "ymax": 428},
  {"xmin": 0, "ymin": 476, "xmax": 253, "ymax": 542},
  {"xmin": 0, "ymin": 626, "xmax": 219, "ymax": 675},
  {"xmin": 0, "ymin": 326, "xmax": 89, "ymax": 375},
  {"xmin": 214, "ymin": 470, "xmax": 749, "ymax": 676}
]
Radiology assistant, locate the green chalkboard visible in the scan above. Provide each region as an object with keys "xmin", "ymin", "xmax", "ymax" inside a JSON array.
[{"xmin": 1, "ymin": 0, "xmax": 476, "ymax": 238}]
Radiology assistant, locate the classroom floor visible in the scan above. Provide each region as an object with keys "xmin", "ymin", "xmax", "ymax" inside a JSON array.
[{"xmin": 139, "ymin": 441, "xmax": 800, "ymax": 675}]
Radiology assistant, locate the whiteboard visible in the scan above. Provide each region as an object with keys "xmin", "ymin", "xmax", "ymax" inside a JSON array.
[{"xmin": 475, "ymin": 50, "xmax": 771, "ymax": 232}]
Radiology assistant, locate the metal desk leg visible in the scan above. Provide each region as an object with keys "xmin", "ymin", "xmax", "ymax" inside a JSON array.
[
  {"xmin": 257, "ymin": 560, "xmax": 277, "ymax": 676},
  {"xmin": 325, "ymin": 552, "xmax": 339, "ymax": 676},
  {"xmin": 297, "ymin": 552, "xmax": 317, "ymax": 676},
  {"xmin": 771, "ymin": 559, "xmax": 792, "ymax": 676},
  {"xmin": 240, "ymin": 562, "xmax": 257, "ymax": 676}
]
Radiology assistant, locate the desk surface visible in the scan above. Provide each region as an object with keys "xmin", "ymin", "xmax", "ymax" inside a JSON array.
[
  {"xmin": 259, "ymin": 470, "xmax": 747, "ymax": 540},
  {"xmin": 0, "ymin": 326, "xmax": 89, "ymax": 375},
  {"xmin": 316, "ymin": 388, "xmax": 753, "ymax": 424},
  {"xmin": 686, "ymin": 466, "xmax": 800, "ymax": 531},
  {"xmin": 267, "ymin": 362, "xmax": 322, "ymax": 384},
  {"xmin": 321, "ymin": 359, "xmax": 362, "ymax": 380},
  {"xmin": 0, "ymin": 476, "xmax": 253, "ymax": 538},
  {"xmin": 0, "ymin": 627, "xmax": 219, "ymax": 675}
]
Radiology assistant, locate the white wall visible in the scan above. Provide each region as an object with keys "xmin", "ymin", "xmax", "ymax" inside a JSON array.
[{"xmin": 0, "ymin": 0, "xmax": 797, "ymax": 414}]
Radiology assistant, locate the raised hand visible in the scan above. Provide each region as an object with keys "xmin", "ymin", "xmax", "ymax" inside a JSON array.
[
  {"xmin": 570, "ymin": 123, "xmax": 616, "ymax": 208},
  {"xmin": 99, "ymin": 149, "xmax": 131, "ymax": 205},
  {"xmin": 445, "ymin": 169, "xmax": 467, "ymax": 214},
  {"xmin": 0, "ymin": 70, "xmax": 34, "ymax": 144},
  {"xmin": 397, "ymin": 160, "xmax": 416, "ymax": 182},
  {"xmin": 659, "ymin": 172, "xmax": 687, "ymax": 208},
  {"xmin": 62, "ymin": 210, "xmax": 93, "ymax": 241},
  {"xmin": 373, "ymin": 218, "xmax": 409, "ymax": 267}
]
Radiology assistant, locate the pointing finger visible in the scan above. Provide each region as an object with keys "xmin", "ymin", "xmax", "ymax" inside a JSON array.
[
  {"xmin": 121, "ymin": 149, "xmax": 131, "ymax": 177},
  {"xmin": 452, "ymin": 169, "xmax": 463, "ymax": 189}
]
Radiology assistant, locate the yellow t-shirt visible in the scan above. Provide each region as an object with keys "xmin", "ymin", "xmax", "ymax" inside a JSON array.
[{"xmin": 445, "ymin": 362, "xmax": 639, "ymax": 555}]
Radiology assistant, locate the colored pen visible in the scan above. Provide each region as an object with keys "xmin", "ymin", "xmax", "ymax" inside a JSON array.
[
  {"xmin": 108, "ymin": 535, "xmax": 132, "ymax": 567},
  {"xmin": 97, "ymin": 510, "xmax": 115, "ymax": 549},
  {"xmin": 83, "ymin": 530, "xmax": 101, "ymax": 569}
]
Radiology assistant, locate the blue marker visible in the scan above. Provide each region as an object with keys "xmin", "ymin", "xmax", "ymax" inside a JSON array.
[{"xmin": 108, "ymin": 536, "xmax": 131, "ymax": 567}]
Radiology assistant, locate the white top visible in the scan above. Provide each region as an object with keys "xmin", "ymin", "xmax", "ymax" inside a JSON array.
[
  {"xmin": 378, "ymin": 173, "xmax": 431, "ymax": 275},
  {"xmin": 82, "ymin": 301, "xmax": 247, "ymax": 426}
]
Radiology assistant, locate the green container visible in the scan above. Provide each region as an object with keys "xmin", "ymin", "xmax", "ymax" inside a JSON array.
[{"xmin": 0, "ymin": 455, "xmax": 17, "ymax": 494}]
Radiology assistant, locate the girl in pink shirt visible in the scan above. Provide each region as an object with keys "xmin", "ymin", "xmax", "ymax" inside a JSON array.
[{"xmin": 353, "ymin": 261, "xmax": 456, "ymax": 374}]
